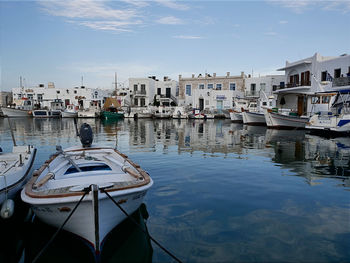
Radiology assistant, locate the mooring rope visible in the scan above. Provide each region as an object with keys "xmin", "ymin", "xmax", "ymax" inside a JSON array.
[
  {"xmin": 101, "ymin": 189, "xmax": 183, "ymax": 263},
  {"xmin": 32, "ymin": 188, "xmax": 90, "ymax": 263}
]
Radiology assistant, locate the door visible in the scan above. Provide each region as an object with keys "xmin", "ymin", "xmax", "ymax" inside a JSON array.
[
  {"xmin": 297, "ymin": 96, "xmax": 304, "ymax": 116},
  {"xmin": 216, "ymin": 100, "xmax": 223, "ymax": 112},
  {"xmin": 166, "ymin": 88, "xmax": 171, "ymax": 98},
  {"xmin": 199, "ymin": 98, "xmax": 204, "ymax": 110}
]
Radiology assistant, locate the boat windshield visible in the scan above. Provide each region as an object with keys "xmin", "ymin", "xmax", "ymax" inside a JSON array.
[{"xmin": 65, "ymin": 163, "xmax": 112, "ymax": 174}]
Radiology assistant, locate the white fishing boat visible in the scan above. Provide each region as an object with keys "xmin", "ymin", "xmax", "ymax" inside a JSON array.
[
  {"xmin": 0, "ymin": 100, "xmax": 33, "ymax": 117},
  {"xmin": 172, "ymin": 106, "xmax": 189, "ymax": 119},
  {"xmin": 78, "ymin": 102, "xmax": 100, "ymax": 118},
  {"xmin": 188, "ymin": 109, "xmax": 207, "ymax": 119},
  {"xmin": 62, "ymin": 105, "xmax": 78, "ymax": 118},
  {"xmin": 21, "ymin": 123, "xmax": 153, "ymax": 252},
  {"xmin": 242, "ymin": 111, "xmax": 266, "ymax": 125},
  {"xmin": 153, "ymin": 107, "xmax": 172, "ymax": 119},
  {"xmin": 306, "ymin": 90, "xmax": 350, "ymax": 134},
  {"xmin": 229, "ymin": 110, "xmax": 243, "ymax": 122},
  {"xmin": 229, "ymin": 98, "xmax": 250, "ymax": 122},
  {"xmin": 264, "ymin": 108, "xmax": 309, "ymax": 129},
  {"xmin": 0, "ymin": 145, "xmax": 36, "ymax": 218}
]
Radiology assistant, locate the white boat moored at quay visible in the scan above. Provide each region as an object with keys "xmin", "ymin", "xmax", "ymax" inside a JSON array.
[
  {"xmin": 242, "ymin": 110, "xmax": 266, "ymax": 125},
  {"xmin": 264, "ymin": 108, "xmax": 309, "ymax": 129},
  {"xmin": 0, "ymin": 145, "xmax": 36, "ymax": 218},
  {"xmin": 62, "ymin": 105, "xmax": 78, "ymax": 118},
  {"xmin": 21, "ymin": 123, "xmax": 153, "ymax": 253}
]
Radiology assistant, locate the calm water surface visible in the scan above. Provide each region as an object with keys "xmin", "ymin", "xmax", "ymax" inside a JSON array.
[{"xmin": 0, "ymin": 118, "xmax": 349, "ymax": 263}]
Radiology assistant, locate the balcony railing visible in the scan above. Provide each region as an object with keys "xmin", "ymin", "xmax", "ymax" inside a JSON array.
[
  {"xmin": 286, "ymin": 81, "xmax": 311, "ymax": 88},
  {"xmin": 134, "ymin": 90, "xmax": 147, "ymax": 96},
  {"xmin": 332, "ymin": 77, "xmax": 350, "ymax": 87}
]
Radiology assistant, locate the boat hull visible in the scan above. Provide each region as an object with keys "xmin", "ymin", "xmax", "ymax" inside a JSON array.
[
  {"xmin": 62, "ymin": 111, "xmax": 78, "ymax": 118},
  {"xmin": 265, "ymin": 111, "xmax": 308, "ymax": 129},
  {"xmin": 0, "ymin": 107, "xmax": 31, "ymax": 117},
  {"xmin": 101, "ymin": 111, "xmax": 124, "ymax": 120},
  {"xmin": 229, "ymin": 111, "xmax": 243, "ymax": 122},
  {"xmin": 22, "ymin": 183, "xmax": 152, "ymax": 251},
  {"xmin": 0, "ymin": 146, "xmax": 36, "ymax": 204},
  {"xmin": 306, "ymin": 114, "xmax": 350, "ymax": 134},
  {"xmin": 242, "ymin": 111, "xmax": 266, "ymax": 125}
]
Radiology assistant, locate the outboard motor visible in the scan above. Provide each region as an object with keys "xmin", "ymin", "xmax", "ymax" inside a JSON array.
[{"xmin": 79, "ymin": 123, "xmax": 93, "ymax": 147}]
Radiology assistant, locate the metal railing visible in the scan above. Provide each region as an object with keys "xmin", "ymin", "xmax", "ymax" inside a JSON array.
[
  {"xmin": 286, "ymin": 81, "xmax": 311, "ymax": 88},
  {"xmin": 332, "ymin": 77, "xmax": 350, "ymax": 87}
]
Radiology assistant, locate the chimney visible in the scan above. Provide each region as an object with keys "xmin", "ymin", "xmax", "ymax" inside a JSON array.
[
  {"xmin": 192, "ymin": 74, "xmax": 195, "ymax": 78},
  {"xmin": 213, "ymin": 73, "xmax": 216, "ymax": 77},
  {"xmin": 241, "ymin": 71, "xmax": 245, "ymax": 78},
  {"xmin": 179, "ymin": 74, "xmax": 182, "ymax": 80},
  {"xmin": 227, "ymin": 72, "xmax": 230, "ymax": 77},
  {"xmin": 164, "ymin": 76, "xmax": 168, "ymax": 81}
]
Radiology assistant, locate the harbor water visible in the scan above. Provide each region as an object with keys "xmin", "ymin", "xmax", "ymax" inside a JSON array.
[{"xmin": 0, "ymin": 118, "xmax": 349, "ymax": 262}]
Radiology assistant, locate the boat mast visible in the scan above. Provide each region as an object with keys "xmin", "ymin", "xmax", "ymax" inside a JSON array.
[{"xmin": 114, "ymin": 72, "xmax": 118, "ymax": 96}]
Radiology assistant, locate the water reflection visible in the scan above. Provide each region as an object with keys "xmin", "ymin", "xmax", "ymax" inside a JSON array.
[{"xmin": 0, "ymin": 118, "xmax": 349, "ymax": 262}]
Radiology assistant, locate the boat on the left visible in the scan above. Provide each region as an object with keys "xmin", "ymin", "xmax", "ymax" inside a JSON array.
[
  {"xmin": 0, "ymin": 145, "xmax": 37, "ymax": 218},
  {"xmin": 0, "ymin": 99, "xmax": 33, "ymax": 117}
]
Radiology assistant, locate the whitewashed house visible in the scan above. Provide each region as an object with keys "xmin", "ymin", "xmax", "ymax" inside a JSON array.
[
  {"xmin": 128, "ymin": 77, "xmax": 157, "ymax": 107},
  {"xmin": 178, "ymin": 72, "xmax": 245, "ymax": 111},
  {"xmin": 275, "ymin": 52, "xmax": 350, "ymax": 115},
  {"xmin": 155, "ymin": 76, "xmax": 178, "ymax": 106},
  {"xmin": 12, "ymin": 82, "xmax": 112, "ymax": 110}
]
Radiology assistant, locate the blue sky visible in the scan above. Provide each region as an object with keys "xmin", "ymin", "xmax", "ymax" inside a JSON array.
[{"xmin": 1, "ymin": 0, "xmax": 349, "ymax": 91}]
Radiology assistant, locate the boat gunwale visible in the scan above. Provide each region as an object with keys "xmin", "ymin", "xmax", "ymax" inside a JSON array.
[{"xmin": 24, "ymin": 147, "xmax": 151, "ymax": 199}]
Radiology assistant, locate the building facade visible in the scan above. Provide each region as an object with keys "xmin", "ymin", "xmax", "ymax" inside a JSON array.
[
  {"xmin": 12, "ymin": 83, "xmax": 112, "ymax": 109},
  {"xmin": 178, "ymin": 72, "xmax": 245, "ymax": 111},
  {"xmin": 0, "ymin": 91, "xmax": 12, "ymax": 106}
]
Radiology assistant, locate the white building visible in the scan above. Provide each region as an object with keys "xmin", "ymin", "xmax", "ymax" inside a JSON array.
[
  {"xmin": 178, "ymin": 72, "xmax": 245, "ymax": 111},
  {"xmin": 275, "ymin": 52, "xmax": 350, "ymax": 115},
  {"xmin": 12, "ymin": 83, "xmax": 112, "ymax": 110},
  {"xmin": 128, "ymin": 76, "xmax": 178, "ymax": 107}
]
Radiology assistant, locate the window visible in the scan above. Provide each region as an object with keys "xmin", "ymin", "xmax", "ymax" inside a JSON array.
[
  {"xmin": 74, "ymin": 90, "xmax": 77, "ymax": 94},
  {"xmin": 322, "ymin": 96, "xmax": 330, "ymax": 104},
  {"xmin": 280, "ymin": 82, "xmax": 285, "ymax": 88},
  {"xmin": 311, "ymin": 96, "xmax": 320, "ymax": 104},
  {"xmin": 198, "ymin": 84, "xmax": 204, "ymax": 89},
  {"xmin": 207, "ymin": 84, "xmax": 213, "ymax": 89},
  {"xmin": 140, "ymin": 98, "xmax": 145, "ymax": 106},
  {"xmin": 250, "ymin": 84, "xmax": 256, "ymax": 94},
  {"xmin": 334, "ymin": 68, "xmax": 341, "ymax": 78},
  {"xmin": 66, "ymin": 89, "xmax": 69, "ymax": 94},
  {"xmin": 134, "ymin": 98, "xmax": 138, "ymax": 106},
  {"xmin": 134, "ymin": 84, "xmax": 138, "ymax": 91},
  {"xmin": 216, "ymin": 83, "xmax": 222, "ymax": 90},
  {"xmin": 186, "ymin": 84, "xmax": 191, "ymax": 96},
  {"xmin": 260, "ymin": 83, "xmax": 266, "ymax": 91},
  {"xmin": 273, "ymin": 85, "xmax": 277, "ymax": 91},
  {"xmin": 18, "ymin": 94, "xmax": 22, "ymax": 99},
  {"xmin": 141, "ymin": 84, "xmax": 146, "ymax": 93},
  {"xmin": 230, "ymin": 83, "xmax": 236, "ymax": 91},
  {"xmin": 37, "ymin": 94, "xmax": 43, "ymax": 102},
  {"xmin": 56, "ymin": 90, "xmax": 60, "ymax": 94},
  {"xmin": 157, "ymin": 88, "xmax": 161, "ymax": 95},
  {"xmin": 321, "ymin": 71, "xmax": 327, "ymax": 81},
  {"xmin": 27, "ymin": 94, "xmax": 33, "ymax": 100}
]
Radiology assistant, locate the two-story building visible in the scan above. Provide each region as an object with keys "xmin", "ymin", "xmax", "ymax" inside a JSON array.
[
  {"xmin": 12, "ymin": 82, "xmax": 112, "ymax": 110},
  {"xmin": 155, "ymin": 76, "xmax": 178, "ymax": 106},
  {"xmin": 0, "ymin": 91, "xmax": 12, "ymax": 106},
  {"xmin": 178, "ymin": 72, "xmax": 245, "ymax": 111},
  {"xmin": 276, "ymin": 52, "xmax": 350, "ymax": 115}
]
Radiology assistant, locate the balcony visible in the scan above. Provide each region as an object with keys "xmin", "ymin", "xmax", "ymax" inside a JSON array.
[
  {"xmin": 332, "ymin": 77, "xmax": 350, "ymax": 87},
  {"xmin": 286, "ymin": 81, "xmax": 311, "ymax": 88},
  {"xmin": 134, "ymin": 90, "xmax": 147, "ymax": 97}
]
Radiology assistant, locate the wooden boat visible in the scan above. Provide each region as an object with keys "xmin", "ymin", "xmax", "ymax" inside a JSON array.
[
  {"xmin": 0, "ymin": 145, "xmax": 36, "ymax": 218},
  {"xmin": 1, "ymin": 100, "xmax": 33, "ymax": 117},
  {"xmin": 188, "ymin": 109, "xmax": 207, "ymax": 119},
  {"xmin": 229, "ymin": 109, "xmax": 243, "ymax": 122},
  {"xmin": 62, "ymin": 105, "xmax": 78, "ymax": 118},
  {"xmin": 172, "ymin": 106, "xmax": 188, "ymax": 119},
  {"xmin": 242, "ymin": 111, "xmax": 266, "ymax": 125},
  {"xmin": 21, "ymin": 124, "xmax": 152, "ymax": 252},
  {"xmin": 306, "ymin": 112, "xmax": 350, "ymax": 134},
  {"xmin": 264, "ymin": 108, "xmax": 309, "ymax": 129},
  {"xmin": 101, "ymin": 98, "xmax": 124, "ymax": 120}
]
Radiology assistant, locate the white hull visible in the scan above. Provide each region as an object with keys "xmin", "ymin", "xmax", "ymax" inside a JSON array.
[
  {"xmin": 0, "ymin": 107, "xmax": 31, "ymax": 117},
  {"xmin": 62, "ymin": 111, "xmax": 78, "ymax": 118},
  {"xmin": 265, "ymin": 111, "xmax": 308, "ymax": 129},
  {"xmin": 229, "ymin": 111, "xmax": 243, "ymax": 122},
  {"xmin": 78, "ymin": 111, "xmax": 98, "ymax": 118},
  {"xmin": 154, "ymin": 113, "xmax": 171, "ymax": 119},
  {"xmin": 242, "ymin": 111, "xmax": 266, "ymax": 125},
  {"xmin": 306, "ymin": 114, "xmax": 350, "ymax": 133},
  {"xmin": 21, "ymin": 145, "xmax": 152, "ymax": 251},
  {"xmin": 25, "ymin": 185, "xmax": 150, "ymax": 249},
  {"xmin": 0, "ymin": 146, "xmax": 36, "ymax": 204}
]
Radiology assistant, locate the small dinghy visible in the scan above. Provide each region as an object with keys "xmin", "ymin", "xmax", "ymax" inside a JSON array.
[
  {"xmin": 0, "ymin": 145, "xmax": 36, "ymax": 219},
  {"xmin": 21, "ymin": 123, "xmax": 153, "ymax": 253}
]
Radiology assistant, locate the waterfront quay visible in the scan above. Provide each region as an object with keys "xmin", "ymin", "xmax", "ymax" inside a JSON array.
[{"xmin": 0, "ymin": 117, "xmax": 349, "ymax": 262}]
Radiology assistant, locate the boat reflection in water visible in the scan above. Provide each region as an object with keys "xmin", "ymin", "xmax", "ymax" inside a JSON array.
[{"xmin": 24, "ymin": 204, "xmax": 153, "ymax": 263}]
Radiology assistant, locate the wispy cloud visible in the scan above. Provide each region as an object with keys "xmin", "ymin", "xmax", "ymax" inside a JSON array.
[
  {"xmin": 268, "ymin": 0, "xmax": 350, "ymax": 14},
  {"xmin": 154, "ymin": 0, "xmax": 190, "ymax": 11},
  {"xmin": 38, "ymin": 0, "xmax": 143, "ymax": 32},
  {"xmin": 120, "ymin": 0, "xmax": 150, "ymax": 8},
  {"xmin": 279, "ymin": 20, "xmax": 288, "ymax": 24},
  {"xmin": 173, "ymin": 35, "xmax": 203, "ymax": 39},
  {"xmin": 156, "ymin": 16, "xmax": 184, "ymax": 25}
]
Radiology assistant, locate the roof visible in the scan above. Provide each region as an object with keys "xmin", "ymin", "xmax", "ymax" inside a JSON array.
[{"xmin": 277, "ymin": 61, "xmax": 312, "ymax": 71}]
